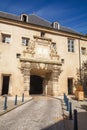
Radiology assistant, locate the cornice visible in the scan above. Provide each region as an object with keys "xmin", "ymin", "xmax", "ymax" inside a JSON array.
[
  {"xmin": 20, "ymin": 57, "xmax": 62, "ymax": 66},
  {"xmin": 0, "ymin": 18, "xmax": 87, "ymax": 41}
]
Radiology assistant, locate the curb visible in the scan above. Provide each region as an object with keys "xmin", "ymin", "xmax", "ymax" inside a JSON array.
[{"xmin": 0, "ymin": 97, "xmax": 33, "ymax": 116}]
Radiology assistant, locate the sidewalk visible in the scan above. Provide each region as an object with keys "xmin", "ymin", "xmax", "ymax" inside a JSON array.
[
  {"xmin": 63, "ymin": 95, "xmax": 87, "ymax": 130},
  {"xmin": 0, "ymin": 95, "xmax": 32, "ymax": 116}
]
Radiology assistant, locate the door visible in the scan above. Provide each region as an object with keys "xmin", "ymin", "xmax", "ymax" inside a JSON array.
[
  {"xmin": 68, "ymin": 78, "xmax": 73, "ymax": 94},
  {"xmin": 2, "ymin": 76, "xmax": 10, "ymax": 95}
]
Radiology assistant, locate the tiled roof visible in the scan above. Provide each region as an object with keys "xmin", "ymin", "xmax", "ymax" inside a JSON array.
[{"xmin": 0, "ymin": 11, "xmax": 83, "ymax": 36}]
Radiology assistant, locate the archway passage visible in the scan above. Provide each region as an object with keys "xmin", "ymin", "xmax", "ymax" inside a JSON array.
[{"xmin": 30, "ymin": 75, "xmax": 43, "ymax": 94}]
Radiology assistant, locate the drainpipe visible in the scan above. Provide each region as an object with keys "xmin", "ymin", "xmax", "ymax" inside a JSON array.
[{"xmin": 78, "ymin": 37, "xmax": 82, "ymax": 84}]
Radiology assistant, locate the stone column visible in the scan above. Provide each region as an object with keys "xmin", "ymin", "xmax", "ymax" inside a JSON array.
[
  {"xmin": 43, "ymin": 78, "xmax": 48, "ymax": 95},
  {"xmin": 52, "ymin": 65, "xmax": 61, "ymax": 96},
  {"xmin": 21, "ymin": 62, "xmax": 31, "ymax": 97},
  {"xmin": 23, "ymin": 68, "xmax": 30, "ymax": 97}
]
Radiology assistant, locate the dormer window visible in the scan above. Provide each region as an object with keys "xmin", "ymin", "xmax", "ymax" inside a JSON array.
[
  {"xmin": 21, "ymin": 14, "xmax": 28, "ymax": 22},
  {"xmin": 53, "ymin": 22, "xmax": 60, "ymax": 30}
]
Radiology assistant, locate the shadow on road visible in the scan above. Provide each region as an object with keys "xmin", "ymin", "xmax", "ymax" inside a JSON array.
[{"xmin": 41, "ymin": 118, "xmax": 65, "ymax": 130}]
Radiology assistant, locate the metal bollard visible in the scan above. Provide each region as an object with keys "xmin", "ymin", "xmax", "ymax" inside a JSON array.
[
  {"xmin": 14, "ymin": 95, "xmax": 17, "ymax": 105},
  {"xmin": 65, "ymin": 96, "xmax": 67, "ymax": 105},
  {"xmin": 22, "ymin": 93, "xmax": 24, "ymax": 102},
  {"xmin": 69, "ymin": 102, "xmax": 73, "ymax": 120},
  {"xmin": 64, "ymin": 94, "xmax": 67, "ymax": 105},
  {"xmin": 3, "ymin": 96, "xmax": 7, "ymax": 110},
  {"xmin": 66, "ymin": 98, "xmax": 69, "ymax": 111},
  {"xmin": 64, "ymin": 93, "xmax": 66, "ymax": 103},
  {"xmin": 74, "ymin": 109, "xmax": 78, "ymax": 130}
]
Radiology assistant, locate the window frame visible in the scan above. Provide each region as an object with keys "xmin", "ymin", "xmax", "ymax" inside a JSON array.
[
  {"xmin": 81, "ymin": 47, "xmax": 86, "ymax": 55},
  {"xmin": 41, "ymin": 32, "xmax": 45, "ymax": 37},
  {"xmin": 68, "ymin": 39, "xmax": 75, "ymax": 52},
  {"xmin": 22, "ymin": 37, "xmax": 29, "ymax": 46},
  {"xmin": 53, "ymin": 22, "xmax": 60, "ymax": 29},
  {"xmin": 2, "ymin": 34, "xmax": 11, "ymax": 44},
  {"xmin": 21, "ymin": 14, "xmax": 28, "ymax": 22}
]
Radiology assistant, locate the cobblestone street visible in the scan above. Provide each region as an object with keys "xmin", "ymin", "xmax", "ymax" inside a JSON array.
[{"xmin": 0, "ymin": 96, "xmax": 64, "ymax": 130}]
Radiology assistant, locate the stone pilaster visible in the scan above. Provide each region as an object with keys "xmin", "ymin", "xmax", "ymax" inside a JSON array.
[
  {"xmin": 52, "ymin": 65, "xmax": 61, "ymax": 96},
  {"xmin": 21, "ymin": 62, "xmax": 31, "ymax": 97},
  {"xmin": 23, "ymin": 68, "xmax": 30, "ymax": 96}
]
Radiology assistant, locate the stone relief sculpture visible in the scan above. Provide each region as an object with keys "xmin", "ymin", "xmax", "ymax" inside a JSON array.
[
  {"xmin": 23, "ymin": 40, "xmax": 35, "ymax": 57},
  {"xmin": 22, "ymin": 38, "xmax": 59, "ymax": 61},
  {"xmin": 50, "ymin": 44, "xmax": 59, "ymax": 60}
]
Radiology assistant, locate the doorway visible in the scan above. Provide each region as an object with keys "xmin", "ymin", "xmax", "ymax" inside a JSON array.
[
  {"xmin": 30, "ymin": 75, "xmax": 43, "ymax": 94},
  {"xmin": 68, "ymin": 78, "xmax": 73, "ymax": 94},
  {"xmin": 2, "ymin": 76, "xmax": 10, "ymax": 95}
]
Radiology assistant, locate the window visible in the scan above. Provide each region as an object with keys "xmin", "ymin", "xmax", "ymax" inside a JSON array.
[
  {"xmin": 52, "ymin": 42, "xmax": 56, "ymax": 50},
  {"xmin": 53, "ymin": 22, "xmax": 60, "ymax": 29},
  {"xmin": 81, "ymin": 47, "xmax": 86, "ymax": 55},
  {"xmin": 41, "ymin": 32, "xmax": 45, "ymax": 37},
  {"xmin": 2, "ymin": 34, "xmax": 11, "ymax": 44},
  {"xmin": 16, "ymin": 53, "xmax": 21, "ymax": 58},
  {"xmin": 61, "ymin": 59, "xmax": 64, "ymax": 63},
  {"xmin": 22, "ymin": 15, "xmax": 27, "ymax": 22},
  {"xmin": 68, "ymin": 39, "xmax": 74, "ymax": 52},
  {"xmin": 21, "ymin": 14, "xmax": 28, "ymax": 22},
  {"xmin": 22, "ymin": 37, "xmax": 29, "ymax": 46}
]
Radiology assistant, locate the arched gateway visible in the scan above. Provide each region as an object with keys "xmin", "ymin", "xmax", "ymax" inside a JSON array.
[{"xmin": 20, "ymin": 36, "xmax": 62, "ymax": 96}]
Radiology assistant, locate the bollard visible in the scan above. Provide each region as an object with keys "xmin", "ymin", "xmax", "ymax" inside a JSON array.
[
  {"xmin": 74, "ymin": 109, "xmax": 78, "ymax": 130},
  {"xmin": 66, "ymin": 98, "xmax": 69, "ymax": 111},
  {"xmin": 3, "ymin": 96, "xmax": 7, "ymax": 110},
  {"xmin": 65, "ymin": 96, "xmax": 67, "ymax": 106},
  {"xmin": 64, "ymin": 93, "xmax": 66, "ymax": 103},
  {"xmin": 69, "ymin": 102, "xmax": 73, "ymax": 120},
  {"xmin": 14, "ymin": 95, "xmax": 17, "ymax": 105},
  {"xmin": 22, "ymin": 93, "xmax": 24, "ymax": 102},
  {"xmin": 64, "ymin": 94, "xmax": 67, "ymax": 105}
]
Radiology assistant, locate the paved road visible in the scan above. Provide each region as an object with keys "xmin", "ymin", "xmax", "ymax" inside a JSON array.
[{"xmin": 0, "ymin": 96, "xmax": 64, "ymax": 130}]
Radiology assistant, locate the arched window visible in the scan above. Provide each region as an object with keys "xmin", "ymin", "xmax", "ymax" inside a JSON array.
[
  {"xmin": 21, "ymin": 14, "xmax": 28, "ymax": 22},
  {"xmin": 52, "ymin": 22, "xmax": 60, "ymax": 30}
]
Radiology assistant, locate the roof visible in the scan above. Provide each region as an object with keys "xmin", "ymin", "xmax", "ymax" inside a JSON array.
[{"xmin": 0, "ymin": 11, "xmax": 84, "ymax": 36}]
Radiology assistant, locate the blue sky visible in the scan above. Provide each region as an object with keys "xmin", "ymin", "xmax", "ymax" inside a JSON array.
[{"xmin": 0, "ymin": 0, "xmax": 87, "ymax": 34}]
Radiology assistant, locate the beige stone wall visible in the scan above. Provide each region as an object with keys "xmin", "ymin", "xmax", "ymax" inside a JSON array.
[{"xmin": 0, "ymin": 21, "xmax": 87, "ymax": 96}]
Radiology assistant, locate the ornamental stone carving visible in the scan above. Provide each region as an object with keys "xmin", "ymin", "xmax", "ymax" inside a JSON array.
[
  {"xmin": 19, "ymin": 37, "xmax": 62, "ymax": 96},
  {"xmin": 50, "ymin": 45, "xmax": 59, "ymax": 60},
  {"xmin": 23, "ymin": 40, "xmax": 35, "ymax": 57},
  {"xmin": 21, "ymin": 38, "xmax": 60, "ymax": 62}
]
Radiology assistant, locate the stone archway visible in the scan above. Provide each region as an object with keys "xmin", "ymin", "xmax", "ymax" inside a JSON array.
[
  {"xmin": 20, "ymin": 61, "xmax": 61, "ymax": 96},
  {"xmin": 19, "ymin": 38, "xmax": 62, "ymax": 96}
]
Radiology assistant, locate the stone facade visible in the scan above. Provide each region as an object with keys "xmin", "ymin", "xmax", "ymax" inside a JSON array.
[{"xmin": 0, "ymin": 12, "xmax": 87, "ymax": 96}]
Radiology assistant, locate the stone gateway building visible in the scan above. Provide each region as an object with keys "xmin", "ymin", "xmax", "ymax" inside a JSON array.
[{"xmin": 0, "ymin": 11, "xmax": 87, "ymax": 97}]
